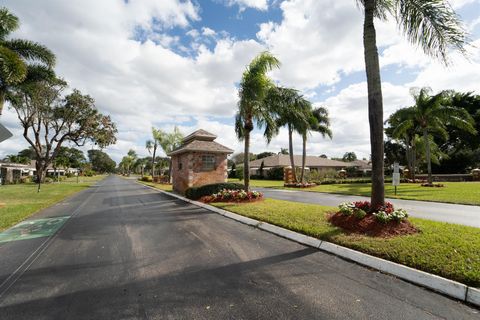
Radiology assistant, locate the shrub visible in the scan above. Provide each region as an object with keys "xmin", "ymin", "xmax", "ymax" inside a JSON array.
[
  {"xmin": 354, "ymin": 208, "xmax": 367, "ymax": 219},
  {"xmin": 339, "ymin": 202, "xmax": 355, "ymax": 216},
  {"xmin": 44, "ymin": 177, "xmax": 53, "ymax": 184},
  {"xmin": 83, "ymin": 169, "xmax": 96, "ymax": 177},
  {"xmin": 185, "ymin": 182, "xmax": 245, "ymax": 200},
  {"xmin": 140, "ymin": 175, "xmax": 153, "ymax": 182},
  {"xmin": 266, "ymin": 167, "xmax": 284, "ymax": 180}
]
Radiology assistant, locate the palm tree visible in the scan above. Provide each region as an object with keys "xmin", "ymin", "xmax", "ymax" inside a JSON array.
[
  {"xmin": 235, "ymin": 51, "xmax": 280, "ymax": 191},
  {"xmin": 158, "ymin": 126, "xmax": 183, "ymax": 181},
  {"xmin": 358, "ymin": 0, "xmax": 468, "ymax": 207},
  {"xmin": 264, "ymin": 86, "xmax": 309, "ymax": 183},
  {"xmin": 392, "ymin": 88, "xmax": 476, "ymax": 184},
  {"xmin": 0, "ymin": 7, "xmax": 55, "ymax": 115},
  {"xmin": 146, "ymin": 127, "xmax": 162, "ymax": 176},
  {"xmin": 300, "ymin": 106, "xmax": 332, "ymax": 183}
]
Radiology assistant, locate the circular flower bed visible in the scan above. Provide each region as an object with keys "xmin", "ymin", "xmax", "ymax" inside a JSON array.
[
  {"xmin": 200, "ymin": 189, "xmax": 263, "ymax": 203},
  {"xmin": 421, "ymin": 183, "xmax": 444, "ymax": 187},
  {"xmin": 329, "ymin": 201, "xmax": 418, "ymax": 237}
]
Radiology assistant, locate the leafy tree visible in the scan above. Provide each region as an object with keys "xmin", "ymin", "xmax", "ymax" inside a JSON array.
[
  {"xmin": 17, "ymin": 147, "xmax": 36, "ymax": 159},
  {"xmin": 279, "ymin": 148, "xmax": 289, "ymax": 155},
  {"xmin": 54, "ymin": 147, "xmax": 86, "ymax": 169},
  {"xmin": 235, "ymin": 51, "xmax": 280, "ymax": 191},
  {"xmin": 392, "ymin": 88, "xmax": 476, "ymax": 184},
  {"xmin": 231, "ymin": 152, "xmax": 256, "ymax": 164},
  {"xmin": 4, "ymin": 154, "xmax": 29, "ymax": 164},
  {"xmin": 256, "ymin": 151, "xmax": 275, "ymax": 160},
  {"xmin": 0, "ymin": 7, "xmax": 55, "ymax": 115},
  {"xmin": 358, "ymin": 0, "xmax": 468, "ymax": 207},
  {"xmin": 319, "ymin": 154, "xmax": 328, "ymax": 158},
  {"xmin": 299, "ymin": 106, "xmax": 332, "ymax": 183},
  {"xmin": 342, "ymin": 152, "xmax": 357, "ymax": 162},
  {"xmin": 9, "ymin": 77, "xmax": 117, "ymax": 191},
  {"xmin": 88, "ymin": 149, "xmax": 116, "ymax": 173},
  {"xmin": 145, "ymin": 127, "xmax": 163, "ymax": 176}
]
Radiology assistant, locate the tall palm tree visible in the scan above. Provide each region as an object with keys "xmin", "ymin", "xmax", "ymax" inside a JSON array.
[
  {"xmin": 393, "ymin": 88, "xmax": 476, "ymax": 184},
  {"xmin": 158, "ymin": 126, "xmax": 183, "ymax": 181},
  {"xmin": 300, "ymin": 106, "xmax": 332, "ymax": 183},
  {"xmin": 235, "ymin": 51, "xmax": 280, "ymax": 191},
  {"xmin": 0, "ymin": 7, "xmax": 55, "ymax": 115},
  {"xmin": 358, "ymin": 0, "xmax": 468, "ymax": 207},
  {"xmin": 146, "ymin": 127, "xmax": 162, "ymax": 176},
  {"xmin": 264, "ymin": 86, "xmax": 309, "ymax": 183}
]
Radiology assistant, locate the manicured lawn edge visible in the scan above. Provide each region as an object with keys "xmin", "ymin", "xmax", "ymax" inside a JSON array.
[
  {"xmin": 139, "ymin": 183, "xmax": 480, "ymax": 307},
  {"xmin": 0, "ymin": 176, "xmax": 106, "ymax": 232},
  {"xmin": 137, "ymin": 180, "xmax": 173, "ymax": 192}
]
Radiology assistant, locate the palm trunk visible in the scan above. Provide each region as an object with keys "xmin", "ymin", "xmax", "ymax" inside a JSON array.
[
  {"xmin": 300, "ymin": 134, "xmax": 307, "ymax": 183},
  {"xmin": 243, "ymin": 129, "xmax": 251, "ymax": 191},
  {"xmin": 423, "ymin": 129, "xmax": 432, "ymax": 184},
  {"xmin": 151, "ymin": 146, "xmax": 157, "ymax": 177},
  {"xmin": 288, "ymin": 124, "xmax": 297, "ymax": 182},
  {"xmin": 168, "ymin": 158, "xmax": 172, "ymax": 183},
  {"xmin": 363, "ymin": 0, "xmax": 385, "ymax": 208},
  {"xmin": 0, "ymin": 91, "xmax": 5, "ymax": 116}
]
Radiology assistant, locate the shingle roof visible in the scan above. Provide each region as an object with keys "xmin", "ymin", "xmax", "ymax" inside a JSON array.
[
  {"xmin": 168, "ymin": 129, "xmax": 233, "ymax": 156},
  {"xmin": 249, "ymin": 154, "xmax": 355, "ymax": 168},
  {"xmin": 183, "ymin": 129, "xmax": 217, "ymax": 143}
]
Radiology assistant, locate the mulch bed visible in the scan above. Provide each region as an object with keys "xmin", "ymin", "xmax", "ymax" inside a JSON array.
[{"xmin": 328, "ymin": 212, "xmax": 418, "ymax": 237}]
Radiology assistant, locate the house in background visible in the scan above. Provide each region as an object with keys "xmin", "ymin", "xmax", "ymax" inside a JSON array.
[
  {"xmin": 168, "ymin": 129, "xmax": 233, "ymax": 194},
  {"xmin": 0, "ymin": 162, "xmax": 35, "ymax": 184},
  {"xmin": 248, "ymin": 154, "xmax": 357, "ymax": 176}
]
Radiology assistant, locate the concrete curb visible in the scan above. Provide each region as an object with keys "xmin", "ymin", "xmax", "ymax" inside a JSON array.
[{"xmin": 138, "ymin": 182, "xmax": 479, "ymax": 308}]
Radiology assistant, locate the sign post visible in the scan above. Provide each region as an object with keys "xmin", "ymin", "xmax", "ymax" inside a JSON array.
[{"xmin": 392, "ymin": 162, "xmax": 400, "ymax": 195}]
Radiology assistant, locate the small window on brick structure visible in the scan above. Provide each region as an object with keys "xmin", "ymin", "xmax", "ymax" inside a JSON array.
[
  {"xmin": 201, "ymin": 155, "xmax": 216, "ymax": 171},
  {"xmin": 178, "ymin": 158, "xmax": 183, "ymax": 170}
]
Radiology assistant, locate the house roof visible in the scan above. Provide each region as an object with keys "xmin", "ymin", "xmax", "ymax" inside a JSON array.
[
  {"xmin": 183, "ymin": 129, "xmax": 217, "ymax": 143},
  {"xmin": 168, "ymin": 129, "xmax": 233, "ymax": 156},
  {"xmin": 349, "ymin": 159, "xmax": 372, "ymax": 170},
  {"xmin": 249, "ymin": 154, "xmax": 356, "ymax": 168}
]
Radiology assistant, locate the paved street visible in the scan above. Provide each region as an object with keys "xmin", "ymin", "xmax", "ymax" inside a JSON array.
[
  {"xmin": 0, "ymin": 176, "xmax": 478, "ymax": 319},
  {"xmin": 255, "ymin": 187, "xmax": 480, "ymax": 228}
]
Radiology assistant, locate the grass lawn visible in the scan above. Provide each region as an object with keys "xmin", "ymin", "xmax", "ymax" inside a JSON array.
[
  {"xmin": 213, "ymin": 199, "xmax": 480, "ymax": 287},
  {"xmin": 0, "ymin": 175, "xmax": 105, "ymax": 232},
  {"xmin": 137, "ymin": 180, "xmax": 173, "ymax": 192},
  {"xmin": 229, "ymin": 178, "xmax": 480, "ymax": 205}
]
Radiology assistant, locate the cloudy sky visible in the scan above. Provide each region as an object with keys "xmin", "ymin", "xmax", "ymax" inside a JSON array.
[{"xmin": 1, "ymin": 0, "xmax": 480, "ymax": 163}]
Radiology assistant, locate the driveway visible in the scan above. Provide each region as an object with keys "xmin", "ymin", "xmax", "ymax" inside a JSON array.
[
  {"xmin": 255, "ymin": 187, "xmax": 480, "ymax": 228},
  {"xmin": 0, "ymin": 176, "xmax": 477, "ymax": 319}
]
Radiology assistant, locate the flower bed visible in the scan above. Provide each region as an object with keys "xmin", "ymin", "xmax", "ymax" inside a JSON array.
[
  {"xmin": 329, "ymin": 201, "xmax": 417, "ymax": 237},
  {"xmin": 284, "ymin": 182, "xmax": 317, "ymax": 188},
  {"xmin": 200, "ymin": 189, "xmax": 263, "ymax": 203},
  {"xmin": 421, "ymin": 183, "xmax": 445, "ymax": 188}
]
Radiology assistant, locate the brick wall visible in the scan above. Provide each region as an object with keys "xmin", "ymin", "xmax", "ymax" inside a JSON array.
[{"xmin": 171, "ymin": 152, "xmax": 228, "ymax": 194}]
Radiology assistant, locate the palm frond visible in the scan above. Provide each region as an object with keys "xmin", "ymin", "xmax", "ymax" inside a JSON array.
[
  {"xmin": 0, "ymin": 7, "xmax": 19, "ymax": 40},
  {"xmin": 0, "ymin": 46, "xmax": 27, "ymax": 85},
  {"xmin": 3, "ymin": 39, "xmax": 56, "ymax": 67},
  {"xmin": 394, "ymin": 0, "xmax": 469, "ymax": 63}
]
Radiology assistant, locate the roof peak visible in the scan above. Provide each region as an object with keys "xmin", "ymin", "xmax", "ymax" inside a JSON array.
[{"xmin": 183, "ymin": 129, "xmax": 217, "ymax": 143}]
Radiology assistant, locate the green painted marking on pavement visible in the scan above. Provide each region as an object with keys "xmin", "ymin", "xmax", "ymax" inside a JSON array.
[{"xmin": 0, "ymin": 216, "xmax": 70, "ymax": 243}]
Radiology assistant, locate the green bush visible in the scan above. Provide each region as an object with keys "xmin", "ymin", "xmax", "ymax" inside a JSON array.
[
  {"xmin": 266, "ymin": 167, "xmax": 284, "ymax": 180},
  {"xmin": 140, "ymin": 175, "xmax": 153, "ymax": 182},
  {"xmin": 83, "ymin": 169, "xmax": 96, "ymax": 177},
  {"xmin": 185, "ymin": 182, "xmax": 245, "ymax": 200}
]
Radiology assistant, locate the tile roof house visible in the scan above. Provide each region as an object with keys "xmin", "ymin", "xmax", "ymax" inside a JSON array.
[
  {"xmin": 248, "ymin": 154, "xmax": 356, "ymax": 175},
  {"xmin": 168, "ymin": 129, "xmax": 233, "ymax": 194}
]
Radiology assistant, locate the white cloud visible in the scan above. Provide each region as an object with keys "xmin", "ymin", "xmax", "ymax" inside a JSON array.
[{"xmin": 222, "ymin": 0, "xmax": 269, "ymax": 11}]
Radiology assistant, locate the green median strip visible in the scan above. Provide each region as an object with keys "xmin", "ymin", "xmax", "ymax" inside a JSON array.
[
  {"xmin": 0, "ymin": 216, "xmax": 70, "ymax": 243},
  {"xmin": 212, "ymin": 198, "xmax": 480, "ymax": 287}
]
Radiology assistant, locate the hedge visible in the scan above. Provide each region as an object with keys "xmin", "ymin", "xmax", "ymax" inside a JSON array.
[{"xmin": 185, "ymin": 182, "xmax": 245, "ymax": 200}]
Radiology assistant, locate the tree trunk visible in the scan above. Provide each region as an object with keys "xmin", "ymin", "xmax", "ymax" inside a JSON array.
[
  {"xmin": 168, "ymin": 158, "xmax": 173, "ymax": 183},
  {"xmin": 243, "ymin": 129, "xmax": 251, "ymax": 191},
  {"xmin": 363, "ymin": 0, "xmax": 385, "ymax": 208},
  {"xmin": 35, "ymin": 160, "xmax": 45, "ymax": 193},
  {"xmin": 300, "ymin": 134, "xmax": 307, "ymax": 183},
  {"xmin": 288, "ymin": 124, "xmax": 297, "ymax": 182},
  {"xmin": 0, "ymin": 90, "xmax": 5, "ymax": 116},
  {"xmin": 423, "ymin": 129, "xmax": 433, "ymax": 184},
  {"xmin": 151, "ymin": 146, "xmax": 157, "ymax": 177}
]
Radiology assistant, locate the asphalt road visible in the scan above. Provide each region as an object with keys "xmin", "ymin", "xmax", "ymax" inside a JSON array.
[
  {"xmin": 0, "ymin": 176, "xmax": 478, "ymax": 319},
  {"xmin": 255, "ymin": 187, "xmax": 480, "ymax": 228}
]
